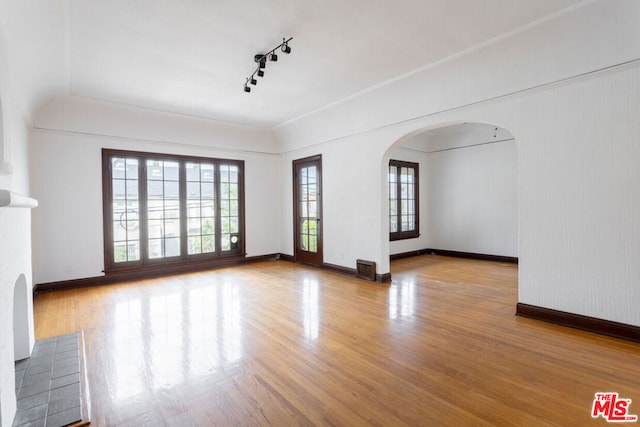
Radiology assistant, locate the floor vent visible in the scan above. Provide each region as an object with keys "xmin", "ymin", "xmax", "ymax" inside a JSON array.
[{"xmin": 356, "ymin": 259, "xmax": 376, "ymax": 281}]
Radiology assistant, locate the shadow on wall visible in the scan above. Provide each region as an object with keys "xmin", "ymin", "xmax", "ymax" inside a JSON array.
[{"xmin": 13, "ymin": 274, "xmax": 31, "ymax": 360}]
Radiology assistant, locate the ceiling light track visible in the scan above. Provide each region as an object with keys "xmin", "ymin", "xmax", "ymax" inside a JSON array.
[{"xmin": 244, "ymin": 37, "xmax": 293, "ymax": 93}]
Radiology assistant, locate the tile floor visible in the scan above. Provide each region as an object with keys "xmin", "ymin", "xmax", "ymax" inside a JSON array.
[{"xmin": 13, "ymin": 333, "xmax": 83, "ymax": 427}]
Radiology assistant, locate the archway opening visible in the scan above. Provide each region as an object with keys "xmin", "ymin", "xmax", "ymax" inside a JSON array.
[{"xmin": 384, "ymin": 122, "xmax": 518, "ymax": 266}]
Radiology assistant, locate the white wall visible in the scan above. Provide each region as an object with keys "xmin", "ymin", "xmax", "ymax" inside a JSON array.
[
  {"xmin": 0, "ymin": 32, "xmax": 35, "ymax": 427},
  {"xmin": 425, "ymin": 140, "xmax": 517, "ymax": 257},
  {"xmin": 276, "ymin": 1, "xmax": 640, "ymax": 327},
  {"xmin": 31, "ymin": 96, "xmax": 281, "ymax": 284}
]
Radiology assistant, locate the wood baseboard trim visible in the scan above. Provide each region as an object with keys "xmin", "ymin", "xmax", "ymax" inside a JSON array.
[
  {"xmin": 516, "ymin": 303, "xmax": 640, "ymax": 343},
  {"xmin": 34, "ymin": 254, "xmax": 280, "ymax": 296},
  {"xmin": 390, "ymin": 249, "xmax": 432, "ymax": 261},
  {"xmin": 391, "ymin": 248, "xmax": 518, "ymax": 264},
  {"xmin": 322, "ymin": 262, "xmax": 391, "ymax": 284},
  {"xmin": 278, "ymin": 253, "xmax": 296, "ymax": 263}
]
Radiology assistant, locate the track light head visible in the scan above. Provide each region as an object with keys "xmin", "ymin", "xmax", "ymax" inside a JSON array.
[{"xmin": 244, "ymin": 37, "xmax": 292, "ymax": 92}]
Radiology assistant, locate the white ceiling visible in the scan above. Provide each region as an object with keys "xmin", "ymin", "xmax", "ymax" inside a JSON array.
[
  {"xmin": 18, "ymin": 0, "xmax": 587, "ymax": 128},
  {"xmin": 400, "ymin": 123, "xmax": 515, "ymax": 153}
]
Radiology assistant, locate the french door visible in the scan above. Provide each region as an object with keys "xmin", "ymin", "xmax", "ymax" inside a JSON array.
[{"xmin": 293, "ymin": 155, "xmax": 323, "ymax": 266}]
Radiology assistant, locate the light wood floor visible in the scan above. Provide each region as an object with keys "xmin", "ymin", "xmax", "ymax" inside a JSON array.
[{"xmin": 34, "ymin": 256, "xmax": 640, "ymax": 426}]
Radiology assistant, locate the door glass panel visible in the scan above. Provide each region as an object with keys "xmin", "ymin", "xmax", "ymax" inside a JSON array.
[
  {"xmin": 146, "ymin": 159, "xmax": 181, "ymax": 259},
  {"xmin": 299, "ymin": 166, "xmax": 318, "ymax": 254},
  {"xmin": 112, "ymin": 157, "xmax": 140, "ymax": 262}
]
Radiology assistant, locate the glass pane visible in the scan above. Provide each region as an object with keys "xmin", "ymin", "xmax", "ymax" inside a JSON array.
[
  {"xmin": 148, "ymin": 220, "xmax": 164, "ymax": 239},
  {"xmin": 164, "ymin": 161, "xmax": 179, "ymax": 181},
  {"xmin": 113, "ymin": 179, "xmax": 126, "ymax": 199},
  {"xmin": 230, "ymin": 217, "xmax": 239, "ymax": 233},
  {"xmin": 300, "ymin": 202, "xmax": 308, "ymax": 218},
  {"xmin": 229, "ymin": 166, "xmax": 238, "ymax": 183},
  {"xmin": 221, "ymin": 234, "xmax": 230, "ymax": 251},
  {"xmin": 113, "ymin": 221, "xmax": 126, "ymax": 241},
  {"xmin": 308, "ymin": 201, "xmax": 317, "ymax": 218},
  {"xmin": 113, "ymin": 201, "xmax": 126, "ymax": 220},
  {"xmin": 188, "ymin": 236, "xmax": 201, "ymax": 255},
  {"xmin": 186, "ymin": 163, "xmax": 200, "ymax": 181},
  {"xmin": 126, "ymin": 180, "xmax": 139, "ymax": 199},
  {"xmin": 164, "ymin": 182, "xmax": 179, "ymax": 199},
  {"xmin": 307, "ymin": 166, "xmax": 316, "ymax": 184},
  {"xmin": 201, "ymin": 201, "xmax": 215, "ymax": 217},
  {"xmin": 187, "ymin": 200, "xmax": 201, "ymax": 218},
  {"xmin": 147, "ymin": 161, "xmax": 163, "ymax": 179},
  {"xmin": 114, "ymin": 243, "xmax": 127, "ymax": 263},
  {"xmin": 309, "ymin": 235, "xmax": 317, "ymax": 253},
  {"xmin": 126, "ymin": 159, "xmax": 138, "ymax": 178},
  {"xmin": 202, "ymin": 234, "xmax": 215, "ymax": 253},
  {"xmin": 188, "ymin": 218, "xmax": 201, "ymax": 236},
  {"xmin": 128, "ymin": 221, "xmax": 140, "ymax": 240},
  {"xmin": 164, "ymin": 218, "xmax": 181, "ymax": 237},
  {"xmin": 389, "ymin": 166, "xmax": 397, "ymax": 183},
  {"xmin": 148, "ymin": 200, "xmax": 164, "ymax": 220},
  {"xmin": 401, "ymin": 215, "xmax": 409, "ymax": 231},
  {"xmin": 202, "ymin": 183, "xmax": 214, "ymax": 199},
  {"xmin": 390, "ymin": 216, "xmax": 398, "ymax": 233},
  {"xmin": 147, "ymin": 180, "xmax": 163, "ymax": 199},
  {"xmin": 201, "ymin": 164, "xmax": 214, "ymax": 182},
  {"xmin": 165, "ymin": 237, "xmax": 180, "ymax": 257},
  {"xmin": 221, "ymin": 200, "xmax": 230, "ymax": 216},
  {"xmin": 112, "ymin": 158, "xmax": 126, "ymax": 179},
  {"xmin": 229, "ymin": 183, "xmax": 238, "ymax": 200},
  {"xmin": 128, "ymin": 241, "xmax": 140, "ymax": 261},
  {"xmin": 164, "ymin": 200, "xmax": 180, "ymax": 214},
  {"xmin": 187, "ymin": 182, "xmax": 200, "ymax": 199},
  {"xmin": 148, "ymin": 239, "xmax": 162, "ymax": 259},
  {"xmin": 221, "ymin": 183, "xmax": 230, "ymax": 199},
  {"xmin": 229, "ymin": 201, "xmax": 238, "ymax": 216},
  {"xmin": 301, "ymin": 234, "xmax": 309, "ymax": 251},
  {"xmin": 202, "ymin": 218, "xmax": 215, "ymax": 236},
  {"xmin": 221, "ymin": 217, "xmax": 230, "ymax": 233}
]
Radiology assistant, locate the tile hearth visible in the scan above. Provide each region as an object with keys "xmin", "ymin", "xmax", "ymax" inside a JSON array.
[{"xmin": 13, "ymin": 332, "xmax": 87, "ymax": 427}]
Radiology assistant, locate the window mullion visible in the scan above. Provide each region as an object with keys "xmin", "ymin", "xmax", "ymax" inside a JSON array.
[
  {"xmin": 396, "ymin": 168, "xmax": 402, "ymax": 232},
  {"xmin": 179, "ymin": 160, "xmax": 188, "ymax": 260},
  {"xmin": 214, "ymin": 163, "xmax": 222, "ymax": 257},
  {"xmin": 140, "ymin": 159, "xmax": 149, "ymax": 263}
]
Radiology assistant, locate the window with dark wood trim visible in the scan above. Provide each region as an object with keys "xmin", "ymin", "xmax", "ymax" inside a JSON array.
[
  {"xmin": 102, "ymin": 149, "xmax": 245, "ymax": 274},
  {"xmin": 389, "ymin": 160, "xmax": 419, "ymax": 241}
]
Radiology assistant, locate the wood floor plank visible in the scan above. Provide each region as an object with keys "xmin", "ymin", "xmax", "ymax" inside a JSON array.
[{"xmin": 33, "ymin": 256, "xmax": 640, "ymax": 426}]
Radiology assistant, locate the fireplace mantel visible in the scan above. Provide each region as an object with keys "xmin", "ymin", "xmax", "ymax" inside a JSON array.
[{"xmin": 0, "ymin": 189, "xmax": 38, "ymax": 208}]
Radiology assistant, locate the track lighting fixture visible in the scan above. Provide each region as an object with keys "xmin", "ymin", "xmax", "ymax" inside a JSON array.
[{"xmin": 243, "ymin": 37, "xmax": 292, "ymax": 92}]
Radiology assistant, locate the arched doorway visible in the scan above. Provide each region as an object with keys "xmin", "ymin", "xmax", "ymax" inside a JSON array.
[{"xmin": 384, "ymin": 122, "xmax": 518, "ymax": 264}]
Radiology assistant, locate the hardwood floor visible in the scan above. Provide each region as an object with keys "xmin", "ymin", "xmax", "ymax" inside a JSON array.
[{"xmin": 33, "ymin": 256, "xmax": 640, "ymax": 426}]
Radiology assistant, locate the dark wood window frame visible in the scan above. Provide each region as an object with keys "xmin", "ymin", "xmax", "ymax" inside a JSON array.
[
  {"xmin": 389, "ymin": 159, "xmax": 419, "ymax": 241},
  {"xmin": 102, "ymin": 149, "xmax": 246, "ymax": 277}
]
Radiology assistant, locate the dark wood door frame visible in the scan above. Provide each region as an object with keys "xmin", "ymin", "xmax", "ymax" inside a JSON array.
[{"xmin": 293, "ymin": 155, "xmax": 323, "ymax": 266}]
